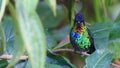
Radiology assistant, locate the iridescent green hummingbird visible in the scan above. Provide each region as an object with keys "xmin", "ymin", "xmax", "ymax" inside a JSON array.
[{"xmin": 70, "ymin": 13, "xmax": 95, "ymax": 54}]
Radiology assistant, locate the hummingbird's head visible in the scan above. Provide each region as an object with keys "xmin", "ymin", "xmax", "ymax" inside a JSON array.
[{"xmin": 74, "ymin": 13, "xmax": 85, "ymax": 28}]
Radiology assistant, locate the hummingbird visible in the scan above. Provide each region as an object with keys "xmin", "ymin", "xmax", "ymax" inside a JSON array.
[{"xmin": 70, "ymin": 13, "xmax": 95, "ymax": 54}]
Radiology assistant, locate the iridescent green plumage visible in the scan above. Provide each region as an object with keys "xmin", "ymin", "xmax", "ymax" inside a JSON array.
[
  {"xmin": 70, "ymin": 13, "xmax": 95, "ymax": 54},
  {"xmin": 70, "ymin": 24, "xmax": 90, "ymax": 50}
]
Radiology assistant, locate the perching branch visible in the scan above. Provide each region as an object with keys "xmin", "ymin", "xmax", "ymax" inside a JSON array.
[
  {"xmin": 52, "ymin": 48, "xmax": 90, "ymax": 56},
  {"xmin": 0, "ymin": 48, "xmax": 89, "ymax": 60},
  {"xmin": 0, "ymin": 49, "xmax": 120, "ymax": 68}
]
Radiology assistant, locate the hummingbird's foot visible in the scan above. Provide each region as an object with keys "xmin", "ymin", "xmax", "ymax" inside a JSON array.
[{"xmin": 81, "ymin": 52, "xmax": 90, "ymax": 56}]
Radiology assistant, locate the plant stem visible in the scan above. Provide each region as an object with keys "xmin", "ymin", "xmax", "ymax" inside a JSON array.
[{"xmin": 102, "ymin": 0, "xmax": 108, "ymax": 18}]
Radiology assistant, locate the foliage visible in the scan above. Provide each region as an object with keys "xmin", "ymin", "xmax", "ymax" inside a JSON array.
[{"xmin": 0, "ymin": 0, "xmax": 120, "ymax": 68}]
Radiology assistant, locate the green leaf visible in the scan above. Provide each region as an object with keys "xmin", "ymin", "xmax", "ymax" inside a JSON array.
[
  {"xmin": 45, "ymin": 32, "xmax": 57, "ymax": 49},
  {"xmin": 0, "ymin": 1, "xmax": 6, "ymax": 55},
  {"xmin": 24, "ymin": 61, "xmax": 32, "ymax": 68},
  {"xmin": 37, "ymin": 2, "xmax": 63, "ymax": 28},
  {"xmin": 7, "ymin": 3, "xmax": 25, "ymax": 68},
  {"xmin": 14, "ymin": 60, "xmax": 30, "ymax": 68},
  {"xmin": 109, "ymin": 21, "xmax": 120, "ymax": 59},
  {"xmin": 45, "ymin": 0, "xmax": 56, "ymax": 16},
  {"xmin": 2, "ymin": 16, "xmax": 14, "ymax": 54},
  {"xmin": 15, "ymin": 0, "xmax": 47, "ymax": 68},
  {"xmin": 115, "ymin": 13, "xmax": 120, "ymax": 22},
  {"xmin": 45, "ymin": 64, "xmax": 62, "ymax": 68},
  {"xmin": 53, "ymin": 35, "xmax": 70, "ymax": 50},
  {"xmin": 109, "ymin": 41, "xmax": 120, "ymax": 59},
  {"xmin": 108, "ymin": 4, "xmax": 120, "ymax": 21},
  {"xmin": 2, "ymin": 16, "xmax": 14, "ymax": 42},
  {"xmin": 109, "ymin": 21, "xmax": 120, "ymax": 40},
  {"xmin": 0, "ymin": 59, "xmax": 8, "ymax": 68},
  {"xmin": 46, "ymin": 51, "xmax": 75, "ymax": 68},
  {"xmin": 52, "ymin": 25, "xmax": 70, "ymax": 41},
  {"xmin": 0, "ymin": 0, "xmax": 1, "ymax": 8},
  {"xmin": 19, "ymin": 0, "xmax": 38, "ymax": 13},
  {"xmin": 0, "ymin": 24, "xmax": 5, "ymax": 55},
  {"xmin": 0, "ymin": 0, "xmax": 7, "ymax": 22},
  {"xmin": 85, "ymin": 22, "xmax": 113, "ymax": 68},
  {"xmin": 90, "ymin": 22, "xmax": 113, "ymax": 49},
  {"xmin": 14, "ymin": 60, "xmax": 32, "ymax": 68},
  {"xmin": 85, "ymin": 50, "xmax": 112, "ymax": 68}
]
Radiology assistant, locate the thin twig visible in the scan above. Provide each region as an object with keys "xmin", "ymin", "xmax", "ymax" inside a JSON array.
[
  {"xmin": 0, "ymin": 53, "xmax": 120, "ymax": 68},
  {"xmin": 111, "ymin": 63, "xmax": 120, "ymax": 68},
  {"xmin": 0, "ymin": 55, "xmax": 28, "ymax": 60},
  {"xmin": 0, "ymin": 51, "xmax": 120, "ymax": 68},
  {"xmin": 0, "ymin": 0, "xmax": 7, "ymax": 23},
  {"xmin": 0, "ymin": 49, "xmax": 89, "ymax": 60},
  {"xmin": 53, "ymin": 35, "xmax": 69, "ymax": 50},
  {"xmin": 52, "ymin": 48, "xmax": 90, "ymax": 56}
]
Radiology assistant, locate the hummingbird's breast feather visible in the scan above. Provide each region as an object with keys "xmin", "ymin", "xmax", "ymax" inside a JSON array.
[{"xmin": 70, "ymin": 26, "xmax": 90, "ymax": 49}]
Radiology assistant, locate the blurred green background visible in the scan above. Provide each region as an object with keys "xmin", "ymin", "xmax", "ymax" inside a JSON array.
[{"xmin": 0, "ymin": 0, "xmax": 120, "ymax": 68}]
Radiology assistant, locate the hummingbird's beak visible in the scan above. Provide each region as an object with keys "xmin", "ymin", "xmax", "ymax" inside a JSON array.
[
  {"xmin": 77, "ymin": 22, "xmax": 83, "ymax": 26},
  {"xmin": 76, "ymin": 21, "xmax": 83, "ymax": 29}
]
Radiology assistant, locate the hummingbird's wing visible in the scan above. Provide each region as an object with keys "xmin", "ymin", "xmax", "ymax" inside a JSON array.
[{"xmin": 87, "ymin": 28, "xmax": 96, "ymax": 54}]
